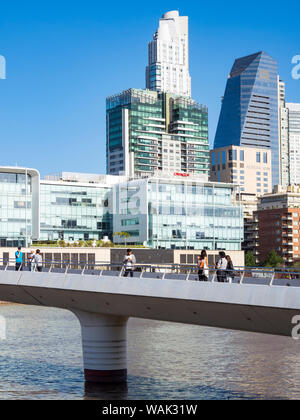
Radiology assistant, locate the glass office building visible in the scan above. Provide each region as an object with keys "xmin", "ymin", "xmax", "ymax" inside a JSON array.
[
  {"xmin": 113, "ymin": 175, "xmax": 243, "ymax": 250},
  {"xmin": 106, "ymin": 89, "xmax": 209, "ymax": 178},
  {"xmin": 0, "ymin": 167, "xmax": 40, "ymax": 247},
  {"xmin": 214, "ymin": 51, "xmax": 279, "ymax": 186},
  {"xmin": 40, "ymin": 175, "xmax": 114, "ymax": 242},
  {"xmin": 0, "ymin": 168, "xmax": 243, "ymax": 250}
]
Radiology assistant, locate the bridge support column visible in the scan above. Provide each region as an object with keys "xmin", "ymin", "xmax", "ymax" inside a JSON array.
[{"xmin": 73, "ymin": 311, "xmax": 129, "ymax": 384}]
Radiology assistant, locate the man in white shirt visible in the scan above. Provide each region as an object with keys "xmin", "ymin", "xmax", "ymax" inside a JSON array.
[
  {"xmin": 215, "ymin": 251, "xmax": 228, "ymax": 282},
  {"xmin": 123, "ymin": 249, "xmax": 136, "ymax": 278}
]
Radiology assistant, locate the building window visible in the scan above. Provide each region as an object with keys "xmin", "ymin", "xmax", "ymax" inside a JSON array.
[
  {"xmin": 222, "ymin": 151, "xmax": 226, "ymax": 165},
  {"xmin": 228, "ymin": 149, "xmax": 237, "ymax": 161},
  {"xmin": 256, "ymin": 152, "xmax": 261, "ymax": 163},
  {"xmin": 240, "ymin": 150, "xmax": 244, "ymax": 161},
  {"xmin": 263, "ymin": 153, "xmax": 268, "ymax": 164}
]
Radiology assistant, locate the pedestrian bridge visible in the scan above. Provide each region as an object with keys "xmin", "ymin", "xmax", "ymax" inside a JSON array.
[{"xmin": 0, "ymin": 261, "xmax": 300, "ymax": 383}]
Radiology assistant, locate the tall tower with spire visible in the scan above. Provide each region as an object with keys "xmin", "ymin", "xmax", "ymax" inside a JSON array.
[{"xmin": 146, "ymin": 11, "xmax": 191, "ymax": 98}]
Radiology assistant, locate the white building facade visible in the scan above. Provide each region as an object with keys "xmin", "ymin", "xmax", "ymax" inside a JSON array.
[
  {"xmin": 278, "ymin": 79, "xmax": 290, "ymax": 187},
  {"xmin": 286, "ymin": 103, "xmax": 300, "ymax": 185},
  {"xmin": 146, "ymin": 11, "xmax": 191, "ymax": 98}
]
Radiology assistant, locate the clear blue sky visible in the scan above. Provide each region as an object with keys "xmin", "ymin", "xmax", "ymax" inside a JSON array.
[{"xmin": 0, "ymin": 0, "xmax": 299, "ymax": 177}]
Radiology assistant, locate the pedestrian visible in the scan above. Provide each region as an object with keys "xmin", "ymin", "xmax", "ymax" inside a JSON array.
[
  {"xmin": 123, "ymin": 249, "xmax": 136, "ymax": 278},
  {"xmin": 28, "ymin": 250, "xmax": 35, "ymax": 272},
  {"xmin": 226, "ymin": 255, "xmax": 235, "ymax": 283},
  {"xmin": 15, "ymin": 246, "xmax": 23, "ymax": 271},
  {"xmin": 33, "ymin": 249, "xmax": 43, "ymax": 272},
  {"xmin": 215, "ymin": 251, "xmax": 227, "ymax": 282},
  {"xmin": 197, "ymin": 250, "xmax": 209, "ymax": 281}
]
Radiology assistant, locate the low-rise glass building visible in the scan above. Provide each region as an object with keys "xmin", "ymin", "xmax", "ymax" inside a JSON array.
[
  {"xmin": 39, "ymin": 173, "xmax": 122, "ymax": 242},
  {"xmin": 0, "ymin": 167, "xmax": 244, "ymax": 250},
  {"xmin": 113, "ymin": 173, "xmax": 243, "ymax": 250},
  {"xmin": 0, "ymin": 167, "xmax": 40, "ymax": 247}
]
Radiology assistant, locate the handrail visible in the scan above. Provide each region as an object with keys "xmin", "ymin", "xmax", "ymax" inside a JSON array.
[{"xmin": 1, "ymin": 259, "xmax": 300, "ymax": 287}]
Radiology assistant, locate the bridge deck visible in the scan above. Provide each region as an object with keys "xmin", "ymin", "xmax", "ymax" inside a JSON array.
[{"xmin": 1, "ymin": 264, "xmax": 300, "ymax": 337}]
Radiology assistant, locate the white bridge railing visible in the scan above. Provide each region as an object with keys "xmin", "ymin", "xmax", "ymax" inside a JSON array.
[{"xmin": 1, "ymin": 259, "xmax": 300, "ymax": 288}]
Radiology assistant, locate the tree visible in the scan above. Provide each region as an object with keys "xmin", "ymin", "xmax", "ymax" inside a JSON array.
[
  {"xmin": 245, "ymin": 251, "xmax": 256, "ymax": 267},
  {"xmin": 263, "ymin": 250, "xmax": 283, "ymax": 268},
  {"xmin": 122, "ymin": 232, "xmax": 131, "ymax": 247},
  {"xmin": 113, "ymin": 232, "xmax": 122, "ymax": 245},
  {"xmin": 113, "ymin": 232, "xmax": 131, "ymax": 247}
]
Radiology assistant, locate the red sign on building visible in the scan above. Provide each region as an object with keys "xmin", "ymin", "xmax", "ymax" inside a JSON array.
[{"xmin": 174, "ymin": 172, "xmax": 190, "ymax": 177}]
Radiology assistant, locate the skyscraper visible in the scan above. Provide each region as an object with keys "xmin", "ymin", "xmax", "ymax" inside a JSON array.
[
  {"xmin": 214, "ymin": 51, "xmax": 279, "ymax": 186},
  {"xmin": 106, "ymin": 89, "xmax": 209, "ymax": 178},
  {"xmin": 286, "ymin": 103, "xmax": 300, "ymax": 184},
  {"xmin": 107, "ymin": 11, "xmax": 209, "ymax": 179},
  {"xmin": 146, "ymin": 11, "xmax": 191, "ymax": 98},
  {"xmin": 278, "ymin": 79, "xmax": 290, "ymax": 187}
]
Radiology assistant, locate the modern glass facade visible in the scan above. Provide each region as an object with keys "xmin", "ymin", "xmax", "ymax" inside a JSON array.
[
  {"xmin": 0, "ymin": 168, "xmax": 243, "ymax": 251},
  {"xmin": 214, "ymin": 51, "xmax": 279, "ymax": 186},
  {"xmin": 40, "ymin": 181, "xmax": 112, "ymax": 242},
  {"xmin": 106, "ymin": 89, "xmax": 209, "ymax": 178},
  {"xmin": 0, "ymin": 168, "xmax": 40, "ymax": 247},
  {"xmin": 113, "ymin": 176, "xmax": 243, "ymax": 250}
]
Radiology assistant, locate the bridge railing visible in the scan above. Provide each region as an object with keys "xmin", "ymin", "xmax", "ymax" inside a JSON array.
[{"xmin": 1, "ymin": 258, "xmax": 300, "ymax": 287}]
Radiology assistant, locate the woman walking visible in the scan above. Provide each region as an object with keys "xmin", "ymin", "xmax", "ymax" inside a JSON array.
[
  {"xmin": 226, "ymin": 255, "xmax": 235, "ymax": 283},
  {"xmin": 197, "ymin": 250, "xmax": 209, "ymax": 281}
]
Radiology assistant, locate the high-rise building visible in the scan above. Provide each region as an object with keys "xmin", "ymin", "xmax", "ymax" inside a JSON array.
[
  {"xmin": 278, "ymin": 79, "xmax": 290, "ymax": 187},
  {"xmin": 214, "ymin": 51, "xmax": 279, "ymax": 186},
  {"xmin": 286, "ymin": 103, "xmax": 300, "ymax": 185},
  {"xmin": 210, "ymin": 145, "xmax": 272, "ymax": 195},
  {"xmin": 146, "ymin": 11, "xmax": 191, "ymax": 97},
  {"xmin": 106, "ymin": 89, "xmax": 209, "ymax": 178}
]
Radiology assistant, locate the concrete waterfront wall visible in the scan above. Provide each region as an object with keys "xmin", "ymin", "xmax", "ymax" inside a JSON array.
[
  {"xmin": 0, "ymin": 247, "xmax": 111, "ymax": 265},
  {"xmin": 0, "ymin": 247, "xmax": 244, "ymax": 267}
]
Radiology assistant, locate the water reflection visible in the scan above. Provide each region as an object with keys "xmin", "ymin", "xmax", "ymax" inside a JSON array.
[
  {"xmin": 84, "ymin": 382, "xmax": 128, "ymax": 400},
  {"xmin": 0, "ymin": 305, "xmax": 299, "ymax": 400}
]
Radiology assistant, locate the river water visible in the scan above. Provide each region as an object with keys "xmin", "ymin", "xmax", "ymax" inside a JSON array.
[{"xmin": 0, "ymin": 304, "xmax": 299, "ymax": 400}]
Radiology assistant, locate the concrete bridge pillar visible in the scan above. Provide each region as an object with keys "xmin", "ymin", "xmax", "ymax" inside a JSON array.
[{"xmin": 73, "ymin": 310, "xmax": 129, "ymax": 384}]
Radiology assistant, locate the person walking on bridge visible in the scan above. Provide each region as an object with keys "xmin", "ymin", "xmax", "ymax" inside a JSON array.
[
  {"xmin": 215, "ymin": 251, "xmax": 227, "ymax": 282},
  {"xmin": 197, "ymin": 250, "xmax": 209, "ymax": 281},
  {"xmin": 123, "ymin": 249, "xmax": 136, "ymax": 278},
  {"xmin": 28, "ymin": 250, "xmax": 35, "ymax": 272},
  {"xmin": 33, "ymin": 249, "xmax": 43, "ymax": 272},
  {"xmin": 15, "ymin": 247, "xmax": 23, "ymax": 271},
  {"xmin": 226, "ymin": 255, "xmax": 235, "ymax": 283}
]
